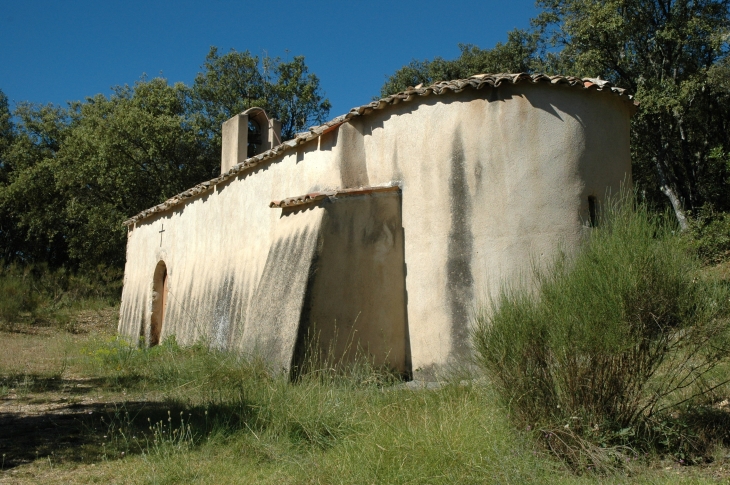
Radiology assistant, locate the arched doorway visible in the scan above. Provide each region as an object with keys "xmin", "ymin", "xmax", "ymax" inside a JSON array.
[{"xmin": 150, "ymin": 261, "xmax": 168, "ymax": 346}]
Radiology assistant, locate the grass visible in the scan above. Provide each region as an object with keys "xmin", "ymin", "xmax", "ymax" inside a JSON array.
[
  {"xmin": 473, "ymin": 196, "xmax": 730, "ymax": 472},
  {"xmin": 2, "ymin": 312, "xmax": 730, "ymax": 484},
  {"xmin": 3, "ymin": 223, "xmax": 730, "ymax": 483},
  {"xmin": 0, "ymin": 263, "xmax": 121, "ymax": 333}
]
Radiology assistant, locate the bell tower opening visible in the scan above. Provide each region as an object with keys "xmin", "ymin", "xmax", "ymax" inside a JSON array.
[
  {"xmin": 220, "ymin": 108, "xmax": 282, "ymax": 174},
  {"xmin": 247, "ymin": 118, "xmax": 262, "ymax": 158}
]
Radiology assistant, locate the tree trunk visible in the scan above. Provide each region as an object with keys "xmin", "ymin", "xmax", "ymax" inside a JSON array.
[{"xmin": 654, "ymin": 157, "xmax": 689, "ymax": 231}]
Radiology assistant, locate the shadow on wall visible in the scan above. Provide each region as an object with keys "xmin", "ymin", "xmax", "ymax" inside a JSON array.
[{"xmin": 290, "ymin": 190, "xmax": 411, "ymax": 379}]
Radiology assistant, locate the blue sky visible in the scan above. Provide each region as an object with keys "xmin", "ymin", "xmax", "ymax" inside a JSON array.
[{"xmin": 0, "ymin": 0, "xmax": 538, "ymax": 118}]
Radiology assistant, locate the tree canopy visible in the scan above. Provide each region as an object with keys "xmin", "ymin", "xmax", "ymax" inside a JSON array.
[
  {"xmin": 55, "ymin": 79, "xmax": 219, "ymax": 268},
  {"xmin": 381, "ymin": 0, "xmax": 730, "ymax": 227},
  {"xmin": 0, "ymin": 100, "xmax": 71, "ymax": 266},
  {"xmin": 192, "ymin": 47, "xmax": 331, "ymax": 143},
  {"xmin": 380, "ymin": 30, "xmax": 540, "ymax": 97},
  {"xmin": 0, "ymin": 48, "xmax": 330, "ymax": 270}
]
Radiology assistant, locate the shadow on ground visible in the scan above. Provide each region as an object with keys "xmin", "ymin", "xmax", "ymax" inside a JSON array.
[
  {"xmin": 0, "ymin": 400, "xmax": 154, "ymax": 469},
  {"xmin": 0, "ymin": 380, "xmax": 254, "ymax": 470},
  {"xmin": 1, "ymin": 374, "xmax": 145, "ymax": 395}
]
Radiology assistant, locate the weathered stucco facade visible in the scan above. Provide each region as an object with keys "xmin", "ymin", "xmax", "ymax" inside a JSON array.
[{"xmin": 118, "ymin": 73, "xmax": 636, "ymax": 378}]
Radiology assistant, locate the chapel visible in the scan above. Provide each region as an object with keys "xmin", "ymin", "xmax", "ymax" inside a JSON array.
[{"xmin": 118, "ymin": 73, "xmax": 636, "ymax": 378}]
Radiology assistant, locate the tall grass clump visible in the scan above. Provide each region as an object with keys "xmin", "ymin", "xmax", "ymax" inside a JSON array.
[
  {"xmin": 0, "ymin": 267, "xmax": 39, "ymax": 327},
  {"xmin": 82, "ymin": 335, "xmax": 392, "ymax": 454},
  {"xmin": 0, "ymin": 262, "xmax": 121, "ymax": 330},
  {"xmin": 473, "ymin": 195, "xmax": 730, "ymax": 470},
  {"xmin": 688, "ymin": 205, "xmax": 730, "ymax": 264},
  {"xmin": 82, "ymin": 336, "xmax": 558, "ymax": 483}
]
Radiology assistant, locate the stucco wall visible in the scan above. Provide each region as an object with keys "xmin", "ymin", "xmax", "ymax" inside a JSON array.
[
  {"xmin": 299, "ymin": 190, "xmax": 408, "ymax": 375},
  {"xmin": 119, "ymin": 82, "xmax": 633, "ymax": 377}
]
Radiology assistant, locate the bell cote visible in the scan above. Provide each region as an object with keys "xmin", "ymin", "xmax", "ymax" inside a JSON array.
[{"xmin": 221, "ymin": 108, "xmax": 282, "ymax": 174}]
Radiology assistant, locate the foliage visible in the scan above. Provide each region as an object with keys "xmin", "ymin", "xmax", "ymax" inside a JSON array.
[
  {"xmin": 688, "ymin": 205, "xmax": 730, "ymax": 263},
  {"xmin": 0, "ymin": 262, "xmax": 121, "ymax": 330},
  {"xmin": 0, "ymin": 101, "xmax": 71, "ymax": 266},
  {"xmin": 534, "ymin": 0, "xmax": 730, "ymax": 227},
  {"xmin": 192, "ymin": 47, "xmax": 331, "ymax": 142},
  {"xmin": 380, "ymin": 30, "xmax": 541, "ymax": 96},
  {"xmin": 56, "ymin": 78, "xmax": 218, "ymax": 268},
  {"xmin": 0, "ymin": 90, "xmax": 17, "ymax": 264},
  {"xmin": 473, "ymin": 196, "xmax": 730, "ymax": 470},
  {"xmin": 0, "ymin": 89, "xmax": 12, "ymax": 173},
  {"xmin": 0, "ymin": 81, "xmax": 212, "ymax": 270},
  {"xmin": 0, "ymin": 48, "xmax": 330, "ymax": 271}
]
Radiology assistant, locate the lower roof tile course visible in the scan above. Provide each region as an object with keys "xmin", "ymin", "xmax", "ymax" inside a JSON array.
[{"xmin": 269, "ymin": 185, "xmax": 401, "ymax": 209}]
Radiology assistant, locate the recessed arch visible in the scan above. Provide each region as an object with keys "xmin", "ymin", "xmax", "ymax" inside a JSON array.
[{"xmin": 150, "ymin": 260, "xmax": 168, "ymax": 346}]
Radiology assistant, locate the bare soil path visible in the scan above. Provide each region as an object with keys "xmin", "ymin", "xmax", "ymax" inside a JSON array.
[{"xmin": 0, "ymin": 308, "xmax": 139, "ymax": 475}]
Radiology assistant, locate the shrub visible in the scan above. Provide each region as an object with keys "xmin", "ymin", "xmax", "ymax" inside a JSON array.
[
  {"xmin": 688, "ymin": 206, "xmax": 730, "ymax": 264},
  {"xmin": 473, "ymin": 195, "xmax": 730, "ymax": 470},
  {"xmin": 0, "ymin": 271, "xmax": 38, "ymax": 326},
  {"xmin": 0, "ymin": 262, "xmax": 121, "ymax": 330},
  {"xmin": 27, "ymin": 263, "xmax": 123, "ymax": 305}
]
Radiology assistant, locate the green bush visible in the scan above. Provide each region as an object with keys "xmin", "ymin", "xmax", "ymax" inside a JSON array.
[
  {"xmin": 0, "ymin": 262, "xmax": 121, "ymax": 330},
  {"xmin": 26, "ymin": 263, "xmax": 123, "ymax": 305},
  {"xmin": 688, "ymin": 206, "xmax": 730, "ymax": 264},
  {"xmin": 473, "ymin": 196, "xmax": 730, "ymax": 470},
  {"xmin": 0, "ymin": 271, "xmax": 38, "ymax": 325}
]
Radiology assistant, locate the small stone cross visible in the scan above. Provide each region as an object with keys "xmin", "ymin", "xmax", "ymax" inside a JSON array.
[{"xmin": 159, "ymin": 224, "xmax": 165, "ymax": 247}]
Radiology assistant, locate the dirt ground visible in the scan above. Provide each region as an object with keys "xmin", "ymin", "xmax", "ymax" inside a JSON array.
[
  {"xmin": 0, "ymin": 308, "xmax": 129, "ymax": 479},
  {"xmin": 4, "ymin": 304, "xmax": 730, "ymax": 484}
]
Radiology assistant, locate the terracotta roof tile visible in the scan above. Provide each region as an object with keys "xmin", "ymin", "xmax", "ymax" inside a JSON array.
[
  {"xmin": 270, "ymin": 185, "xmax": 401, "ymax": 209},
  {"xmin": 123, "ymin": 73, "xmax": 634, "ymax": 227}
]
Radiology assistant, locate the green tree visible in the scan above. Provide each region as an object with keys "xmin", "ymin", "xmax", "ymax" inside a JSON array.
[
  {"xmin": 534, "ymin": 0, "xmax": 730, "ymax": 228},
  {"xmin": 380, "ymin": 30, "xmax": 540, "ymax": 96},
  {"xmin": 0, "ymin": 89, "xmax": 17, "ymax": 262},
  {"xmin": 192, "ymin": 47, "xmax": 331, "ymax": 144},
  {"xmin": 0, "ymin": 101, "xmax": 70, "ymax": 265},
  {"xmin": 267, "ymin": 55, "xmax": 333, "ymax": 140},
  {"xmin": 56, "ymin": 78, "xmax": 217, "ymax": 269},
  {"xmin": 0, "ymin": 90, "xmax": 12, "ymax": 173}
]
